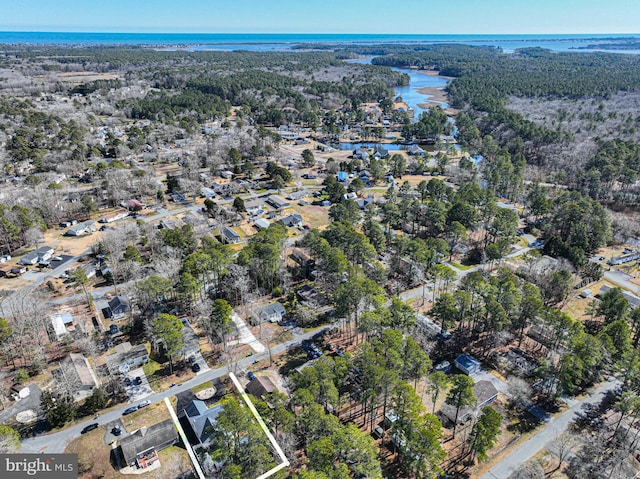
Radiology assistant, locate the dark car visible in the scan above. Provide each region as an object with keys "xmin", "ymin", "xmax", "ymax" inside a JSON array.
[
  {"xmin": 111, "ymin": 425, "xmax": 122, "ymax": 436},
  {"xmin": 123, "ymin": 406, "xmax": 138, "ymax": 416},
  {"xmin": 133, "ymin": 376, "xmax": 142, "ymax": 386},
  {"xmin": 247, "ymin": 371, "xmax": 256, "ymax": 381},
  {"xmin": 191, "ymin": 362, "xmax": 201, "ymax": 373},
  {"xmin": 188, "ymin": 356, "xmax": 196, "ymax": 365},
  {"xmin": 81, "ymin": 423, "xmax": 99, "ymax": 434},
  {"xmin": 109, "ymin": 324, "xmax": 119, "ymax": 335},
  {"xmin": 123, "ymin": 377, "xmax": 132, "ymax": 386}
]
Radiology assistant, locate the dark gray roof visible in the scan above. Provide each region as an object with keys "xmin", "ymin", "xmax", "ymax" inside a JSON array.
[
  {"xmin": 183, "ymin": 400, "xmax": 223, "ymax": 443},
  {"xmin": 119, "ymin": 419, "xmax": 178, "ymax": 465},
  {"xmin": 280, "ymin": 214, "xmax": 302, "ymax": 227},
  {"xmin": 222, "ymin": 227, "xmax": 240, "ymax": 240},
  {"xmin": 109, "ymin": 296, "xmax": 129, "ymax": 315}
]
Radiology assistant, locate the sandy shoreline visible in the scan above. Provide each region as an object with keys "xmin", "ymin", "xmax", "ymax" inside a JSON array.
[{"xmin": 414, "ymin": 70, "xmax": 458, "ymax": 115}]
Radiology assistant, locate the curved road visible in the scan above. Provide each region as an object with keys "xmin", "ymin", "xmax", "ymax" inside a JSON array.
[{"xmin": 20, "ymin": 325, "xmax": 332, "ymax": 454}]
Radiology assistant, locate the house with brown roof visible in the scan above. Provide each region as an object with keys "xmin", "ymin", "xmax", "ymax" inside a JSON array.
[{"xmin": 245, "ymin": 376, "xmax": 278, "ymax": 399}]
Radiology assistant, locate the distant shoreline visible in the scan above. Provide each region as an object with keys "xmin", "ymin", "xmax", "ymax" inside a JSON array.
[{"xmin": 1, "ymin": 32, "xmax": 639, "ymax": 51}]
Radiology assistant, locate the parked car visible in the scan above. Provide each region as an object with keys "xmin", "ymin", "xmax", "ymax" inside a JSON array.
[
  {"xmin": 133, "ymin": 376, "xmax": 142, "ymax": 386},
  {"xmin": 109, "ymin": 324, "xmax": 119, "ymax": 335},
  {"xmin": 373, "ymin": 425, "xmax": 385, "ymax": 439},
  {"xmin": 188, "ymin": 356, "xmax": 196, "ymax": 365},
  {"xmin": 123, "ymin": 377, "xmax": 131, "ymax": 386},
  {"xmin": 52, "ymin": 256, "xmax": 63, "ymax": 261},
  {"xmin": 81, "ymin": 423, "xmax": 99, "ymax": 434},
  {"xmin": 123, "ymin": 406, "xmax": 138, "ymax": 416},
  {"xmin": 138, "ymin": 400, "xmax": 151, "ymax": 408},
  {"xmin": 247, "ymin": 371, "xmax": 256, "ymax": 381},
  {"xmin": 111, "ymin": 425, "xmax": 122, "ymax": 436},
  {"xmin": 191, "ymin": 362, "xmax": 201, "ymax": 373}
]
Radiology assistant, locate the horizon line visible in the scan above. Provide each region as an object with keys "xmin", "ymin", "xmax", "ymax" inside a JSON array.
[{"xmin": 0, "ymin": 31, "xmax": 639, "ymax": 36}]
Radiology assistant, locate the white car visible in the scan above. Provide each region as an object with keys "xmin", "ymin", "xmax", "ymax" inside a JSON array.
[
  {"xmin": 138, "ymin": 400, "xmax": 151, "ymax": 408},
  {"xmin": 52, "ymin": 256, "xmax": 63, "ymax": 261}
]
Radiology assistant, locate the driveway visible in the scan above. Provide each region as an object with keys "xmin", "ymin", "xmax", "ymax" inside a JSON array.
[
  {"xmin": 103, "ymin": 419, "xmax": 127, "ymax": 445},
  {"xmin": 0, "ymin": 384, "xmax": 42, "ymax": 424},
  {"xmin": 229, "ymin": 311, "xmax": 266, "ymax": 353},
  {"xmin": 123, "ymin": 368, "xmax": 152, "ymax": 402}
]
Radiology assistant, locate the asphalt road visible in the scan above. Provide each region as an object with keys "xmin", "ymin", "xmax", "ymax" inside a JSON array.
[
  {"xmin": 19, "ymin": 324, "xmax": 332, "ymax": 454},
  {"xmin": 479, "ymin": 377, "xmax": 620, "ymax": 479}
]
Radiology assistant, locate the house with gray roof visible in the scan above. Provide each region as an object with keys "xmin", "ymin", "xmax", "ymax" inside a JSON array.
[
  {"xmin": 220, "ymin": 227, "xmax": 241, "ymax": 244},
  {"xmin": 106, "ymin": 342, "xmax": 149, "ymax": 374},
  {"xmin": 182, "ymin": 400, "xmax": 224, "ymax": 445},
  {"xmin": 66, "ymin": 220, "xmax": 96, "ymax": 236},
  {"xmin": 254, "ymin": 302, "xmax": 286, "ymax": 324},
  {"xmin": 119, "ymin": 419, "xmax": 179, "ymax": 468},
  {"xmin": 266, "ymin": 195, "xmax": 291, "ymax": 210}
]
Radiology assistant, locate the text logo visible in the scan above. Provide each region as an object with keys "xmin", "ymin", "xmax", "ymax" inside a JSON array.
[{"xmin": 1, "ymin": 455, "xmax": 77, "ymax": 479}]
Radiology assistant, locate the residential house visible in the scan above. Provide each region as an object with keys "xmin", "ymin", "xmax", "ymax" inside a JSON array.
[
  {"xmin": 291, "ymin": 248, "xmax": 314, "ymax": 268},
  {"xmin": 254, "ymin": 218, "xmax": 270, "ymax": 230},
  {"xmin": 104, "ymin": 296, "xmax": 129, "ymax": 320},
  {"xmin": 245, "ymin": 199, "xmax": 265, "ymax": 216},
  {"xmin": 356, "ymin": 195, "xmax": 375, "ymax": 210},
  {"xmin": 598, "ymin": 285, "xmax": 640, "ymax": 308},
  {"xmin": 65, "ymin": 220, "xmax": 96, "ymax": 236},
  {"xmin": 440, "ymin": 380, "xmax": 498, "ymax": 424},
  {"xmin": 200, "ymin": 187, "xmax": 217, "ymax": 199},
  {"xmin": 246, "ymin": 376, "xmax": 278, "ymax": 399},
  {"xmin": 297, "ymin": 284, "xmax": 321, "ymax": 303},
  {"xmin": 373, "ymin": 145, "xmax": 389, "ymax": 159},
  {"xmin": 99, "ymin": 209, "xmax": 129, "ymax": 223},
  {"xmin": 608, "ymin": 252, "xmax": 640, "ymax": 266},
  {"xmin": 254, "ymin": 302, "xmax": 286, "ymax": 324},
  {"xmin": 18, "ymin": 246, "xmax": 55, "ymax": 266},
  {"xmin": 352, "ymin": 148, "xmax": 370, "ymax": 161},
  {"xmin": 455, "ymin": 353, "xmax": 481, "ymax": 375},
  {"xmin": 106, "ymin": 342, "xmax": 150, "ymax": 374},
  {"xmin": 408, "ymin": 145, "xmax": 425, "ymax": 156},
  {"xmin": 221, "ymin": 227, "xmax": 241, "ymax": 244},
  {"xmin": 50, "ymin": 312, "xmax": 75, "ymax": 340},
  {"xmin": 119, "ymin": 419, "xmax": 179, "ymax": 468},
  {"xmin": 122, "ymin": 199, "xmax": 146, "ymax": 210},
  {"xmin": 286, "ymin": 190, "xmax": 308, "ymax": 201},
  {"xmin": 266, "ymin": 195, "xmax": 291, "ymax": 210},
  {"xmin": 58, "ymin": 353, "xmax": 100, "ymax": 401},
  {"xmin": 182, "ymin": 400, "xmax": 223, "ymax": 446},
  {"xmin": 280, "ymin": 214, "xmax": 303, "ymax": 228}
]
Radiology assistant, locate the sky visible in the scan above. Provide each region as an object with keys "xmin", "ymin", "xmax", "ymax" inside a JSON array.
[{"xmin": 2, "ymin": 0, "xmax": 639, "ymax": 34}]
